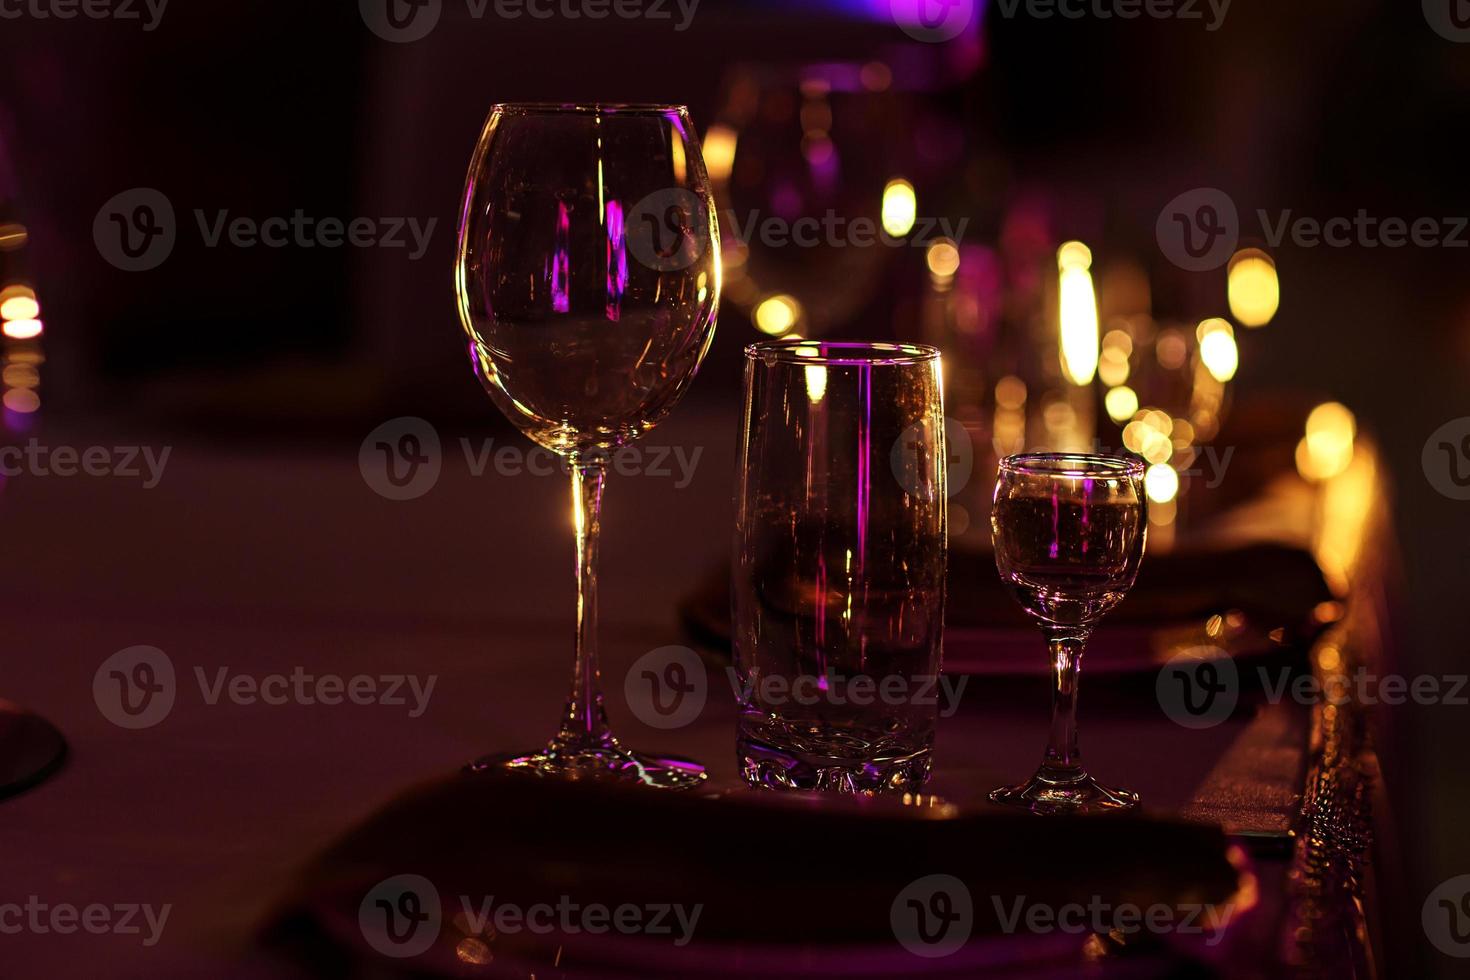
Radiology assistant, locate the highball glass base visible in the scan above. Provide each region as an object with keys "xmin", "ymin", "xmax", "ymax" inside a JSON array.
[
  {"xmin": 989, "ymin": 766, "xmax": 1138, "ymax": 815},
  {"xmin": 467, "ymin": 731, "xmax": 706, "ymax": 791}
]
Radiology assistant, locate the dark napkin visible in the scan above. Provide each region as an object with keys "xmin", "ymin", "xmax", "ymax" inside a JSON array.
[{"xmin": 260, "ymin": 772, "xmax": 1250, "ymax": 978}]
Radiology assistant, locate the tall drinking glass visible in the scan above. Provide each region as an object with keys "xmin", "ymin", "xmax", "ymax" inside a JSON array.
[
  {"xmin": 734, "ymin": 341, "xmax": 947, "ymax": 793},
  {"xmin": 989, "ymin": 453, "xmax": 1147, "ymax": 813},
  {"xmin": 455, "ymin": 103, "xmax": 720, "ymax": 789}
]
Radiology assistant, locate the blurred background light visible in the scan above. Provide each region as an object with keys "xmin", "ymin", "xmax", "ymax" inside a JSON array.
[
  {"xmin": 754, "ymin": 294, "xmax": 802, "ymax": 335},
  {"xmin": 1227, "ymin": 248, "xmax": 1280, "ymax": 327},
  {"xmin": 880, "ymin": 178, "xmax": 916, "ymax": 238}
]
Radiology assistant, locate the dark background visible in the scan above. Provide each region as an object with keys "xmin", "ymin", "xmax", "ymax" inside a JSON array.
[{"xmin": 3, "ymin": 1, "xmax": 1468, "ymax": 974}]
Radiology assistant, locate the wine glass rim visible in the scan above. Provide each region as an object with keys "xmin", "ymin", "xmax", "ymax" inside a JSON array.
[
  {"xmin": 491, "ymin": 102, "xmax": 689, "ymax": 115},
  {"xmin": 744, "ymin": 339, "xmax": 941, "ymax": 367},
  {"xmin": 1000, "ymin": 452, "xmax": 1146, "ymax": 478}
]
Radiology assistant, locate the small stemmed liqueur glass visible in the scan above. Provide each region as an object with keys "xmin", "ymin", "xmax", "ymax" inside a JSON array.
[
  {"xmin": 989, "ymin": 453, "xmax": 1147, "ymax": 813},
  {"xmin": 455, "ymin": 103, "xmax": 720, "ymax": 789}
]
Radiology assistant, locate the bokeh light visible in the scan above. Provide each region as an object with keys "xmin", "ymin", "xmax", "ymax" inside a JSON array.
[
  {"xmin": 1227, "ymin": 248, "xmax": 1280, "ymax": 327},
  {"xmin": 880, "ymin": 178, "xmax": 916, "ymax": 238}
]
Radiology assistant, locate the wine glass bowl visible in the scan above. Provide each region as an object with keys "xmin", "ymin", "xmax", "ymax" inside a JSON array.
[
  {"xmin": 458, "ymin": 103, "xmax": 720, "ymax": 457},
  {"xmin": 989, "ymin": 453, "xmax": 1148, "ymax": 813},
  {"xmin": 454, "ymin": 103, "xmax": 720, "ymax": 789}
]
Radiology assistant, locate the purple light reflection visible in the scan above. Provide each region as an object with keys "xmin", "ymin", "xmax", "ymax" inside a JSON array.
[
  {"xmin": 551, "ymin": 200, "xmax": 571, "ymax": 314},
  {"xmin": 604, "ymin": 199, "xmax": 627, "ymax": 321}
]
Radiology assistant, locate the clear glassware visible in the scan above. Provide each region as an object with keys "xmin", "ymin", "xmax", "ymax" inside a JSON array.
[
  {"xmin": 989, "ymin": 452, "xmax": 1148, "ymax": 813},
  {"xmin": 733, "ymin": 340, "xmax": 947, "ymax": 793},
  {"xmin": 454, "ymin": 103, "xmax": 720, "ymax": 789}
]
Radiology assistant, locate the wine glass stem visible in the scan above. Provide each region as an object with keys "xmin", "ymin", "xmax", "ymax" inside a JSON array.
[
  {"xmin": 1042, "ymin": 628, "xmax": 1088, "ymax": 777},
  {"xmin": 559, "ymin": 460, "xmax": 612, "ymax": 745}
]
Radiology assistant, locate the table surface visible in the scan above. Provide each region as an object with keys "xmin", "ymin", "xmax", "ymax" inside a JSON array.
[{"xmin": 0, "ymin": 408, "xmax": 1385, "ymax": 977}]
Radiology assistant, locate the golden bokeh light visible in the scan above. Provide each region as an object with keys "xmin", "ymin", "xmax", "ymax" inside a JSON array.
[
  {"xmin": 754, "ymin": 294, "xmax": 802, "ymax": 335},
  {"xmin": 925, "ymin": 239, "xmax": 960, "ymax": 280},
  {"xmin": 3, "ymin": 387, "xmax": 40, "ymax": 413},
  {"xmin": 0, "ymin": 284, "xmax": 39, "ymax": 321},
  {"xmin": 1058, "ymin": 243, "xmax": 1100, "ymax": 385},
  {"xmin": 880, "ymin": 178, "xmax": 917, "ymax": 238},
  {"xmin": 702, "ymin": 124, "xmax": 738, "ymax": 183},
  {"xmin": 1056, "ymin": 240, "xmax": 1093, "ymax": 271},
  {"xmin": 804, "ymin": 364, "xmax": 827, "ymax": 404},
  {"xmin": 995, "ymin": 375, "xmax": 1027, "ymax": 411},
  {"xmin": 3, "ymin": 318, "xmax": 43, "ymax": 340},
  {"xmin": 1297, "ymin": 401, "xmax": 1356, "ymax": 480},
  {"xmin": 1104, "ymin": 385, "xmax": 1139, "ymax": 422},
  {"xmin": 1197, "ymin": 318, "xmax": 1238, "ymax": 382},
  {"xmin": 1098, "ymin": 347, "xmax": 1130, "ymax": 387},
  {"xmin": 1145, "ymin": 462, "xmax": 1180, "ymax": 503},
  {"xmin": 1227, "ymin": 248, "xmax": 1280, "ymax": 328}
]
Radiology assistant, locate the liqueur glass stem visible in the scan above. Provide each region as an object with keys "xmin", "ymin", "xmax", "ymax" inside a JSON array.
[{"xmin": 1042, "ymin": 629, "xmax": 1086, "ymax": 776}]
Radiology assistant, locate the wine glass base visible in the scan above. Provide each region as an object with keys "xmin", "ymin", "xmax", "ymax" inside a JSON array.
[
  {"xmin": 989, "ymin": 769, "xmax": 1138, "ymax": 815},
  {"xmin": 466, "ymin": 734, "xmax": 706, "ymax": 791}
]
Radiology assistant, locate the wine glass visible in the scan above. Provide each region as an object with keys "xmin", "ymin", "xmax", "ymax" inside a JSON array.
[
  {"xmin": 454, "ymin": 103, "xmax": 720, "ymax": 789},
  {"xmin": 989, "ymin": 453, "xmax": 1147, "ymax": 813}
]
